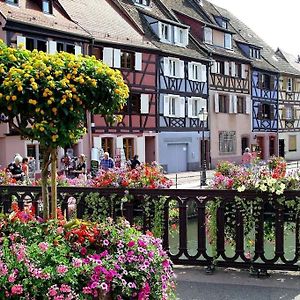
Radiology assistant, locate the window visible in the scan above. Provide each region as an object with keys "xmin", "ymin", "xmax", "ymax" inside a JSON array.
[
  {"xmin": 219, "ymin": 131, "xmax": 236, "ymax": 154},
  {"xmin": 37, "ymin": 40, "xmax": 47, "ymax": 52},
  {"xmin": 283, "ymin": 106, "xmax": 294, "ymax": 120},
  {"xmin": 42, "ymin": 0, "xmax": 53, "ymax": 14},
  {"xmin": 161, "ymin": 23, "xmax": 170, "ymax": 42},
  {"xmin": 287, "ymin": 78, "xmax": 293, "ymax": 92},
  {"xmin": 189, "ymin": 98, "xmax": 206, "ymax": 118},
  {"xmin": 26, "ymin": 38, "xmax": 34, "ymax": 51},
  {"xmin": 219, "ymin": 94, "xmax": 229, "ymax": 113},
  {"xmin": 259, "ymin": 103, "xmax": 274, "ymax": 120},
  {"xmin": 221, "ymin": 19, "xmax": 228, "ymax": 29},
  {"xmin": 26, "ymin": 144, "xmax": 41, "ymax": 172},
  {"xmin": 134, "ymin": 0, "xmax": 150, "ymax": 5},
  {"xmin": 216, "ymin": 61, "xmax": 225, "ymax": 75},
  {"xmin": 237, "ymin": 96, "xmax": 246, "ymax": 114},
  {"xmin": 66, "ymin": 44, "xmax": 75, "ymax": 54},
  {"xmin": 57, "ymin": 42, "xmax": 64, "ymax": 52},
  {"xmin": 130, "ymin": 94, "xmax": 141, "ymax": 113},
  {"xmin": 102, "ymin": 138, "xmax": 114, "ymax": 157},
  {"xmin": 92, "ymin": 47, "xmax": 103, "ymax": 60},
  {"xmin": 5, "ymin": 0, "xmax": 18, "ymax": 5},
  {"xmin": 168, "ymin": 96, "xmax": 177, "ymax": 116},
  {"xmin": 169, "ymin": 59, "xmax": 178, "ymax": 77},
  {"xmin": 224, "ymin": 33, "xmax": 232, "ymax": 49},
  {"xmin": 259, "ymin": 74, "xmax": 273, "ymax": 90},
  {"xmin": 235, "ymin": 63, "xmax": 242, "ymax": 78},
  {"xmin": 289, "ymin": 135, "xmax": 297, "ymax": 152},
  {"xmin": 204, "ymin": 27, "xmax": 213, "ymax": 44},
  {"xmin": 123, "ymin": 138, "xmax": 134, "ymax": 160},
  {"xmin": 250, "ymin": 48, "xmax": 261, "ymax": 59},
  {"xmin": 121, "ymin": 51, "xmax": 134, "ymax": 69}
]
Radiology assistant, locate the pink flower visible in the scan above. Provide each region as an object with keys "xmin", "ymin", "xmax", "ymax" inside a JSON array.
[
  {"xmin": 127, "ymin": 241, "xmax": 135, "ymax": 247},
  {"xmin": 38, "ymin": 242, "xmax": 49, "ymax": 252},
  {"xmin": 56, "ymin": 265, "xmax": 68, "ymax": 274},
  {"xmin": 56, "ymin": 227, "xmax": 64, "ymax": 235},
  {"xmin": 11, "ymin": 284, "xmax": 23, "ymax": 295},
  {"xmin": 60, "ymin": 284, "xmax": 71, "ymax": 293},
  {"xmin": 48, "ymin": 287, "xmax": 57, "ymax": 297},
  {"xmin": 80, "ymin": 247, "xmax": 87, "ymax": 256}
]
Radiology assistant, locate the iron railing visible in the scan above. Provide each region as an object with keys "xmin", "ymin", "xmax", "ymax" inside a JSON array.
[{"xmin": 0, "ymin": 186, "xmax": 299, "ymax": 272}]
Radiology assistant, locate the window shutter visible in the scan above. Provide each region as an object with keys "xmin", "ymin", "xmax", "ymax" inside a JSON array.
[
  {"xmin": 74, "ymin": 45, "xmax": 82, "ymax": 55},
  {"xmin": 270, "ymin": 104, "xmax": 275, "ymax": 120},
  {"xmin": 211, "ymin": 61, "xmax": 217, "ymax": 73},
  {"xmin": 188, "ymin": 62, "xmax": 193, "ymax": 80},
  {"xmin": 200, "ymin": 64, "xmax": 207, "ymax": 82},
  {"xmin": 158, "ymin": 22, "xmax": 162, "ymax": 39},
  {"xmin": 179, "ymin": 97, "xmax": 185, "ymax": 117},
  {"xmin": 229, "ymin": 94, "xmax": 234, "ymax": 113},
  {"xmin": 241, "ymin": 64, "xmax": 247, "ymax": 79},
  {"xmin": 292, "ymin": 107, "xmax": 297, "ymax": 120},
  {"xmin": 47, "ymin": 40, "xmax": 57, "ymax": 54},
  {"xmin": 163, "ymin": 57, "xmax": 170, "ymax": 76},
  {"xmin": 179, "ymin": 60, "xmax": 185, "ymax": 78},
  {"xmin": 103, "ymin": 47, "xmax": 113, "ymax": 67},
  {"xmin": 233, "ymin": 95, "xmax": 237, "ymax": 113},
  {"xmin": 187, "ymin": 98, "xmax": 193, "ymax": 118},
  {"xmin": 214, "ymin": 93, "xmax": 219, "ymax": 113},
  {"xmin": 116, "ymin": 136, "xmax": 123, "ymax": 149},
  {"xmin": 258, "ymin": 103, "xmax": 263, "ymax": 119},
  {"xmin": 282, "ymin": 78, "xmax": 287, "ymax": 91},
  {"xmin": 136, "ymin": 136, "xmax": 145, "ymax": 163},
  {"xmin": 224, "ymin": 62, "xmax": 230, "ymax": 75},
  {"xmin": 246, "ymin": 96, "xmax": 251, "ymax": 114},
  {"xmin": 183, "ymin": 28, "xmax": 189, "ymax": 46},
  {"xmin": 174, "ymin": 27, "xmax": 179, "ymax": 44},
  {"xmin": 17, "ymin": 36, "xmax": 26, "ymax": 49},
  {"xmin": 200, "ymin": 98, "xmax": 207, "ymax": 111},
  {"xmin": 135, "ymin": 52, "xmax": 142, "ymax": 71},
  {"xmin": 113, "ymin": 49, "xmax": 121, "ymax": 68},
  {"xmin": 231, "ymin": 62, "xmax": 236, "ymax": 77},
  {"xmin": 163, "ymin": 95, "xmax": 170, "ymax": 116},
  {"xmin": 140, "ymin": 94, "xmax": 149, "ymax": 114},
  {"xmin": 281, "ymin": 107, "xmax": 287, "ymax": 120}
]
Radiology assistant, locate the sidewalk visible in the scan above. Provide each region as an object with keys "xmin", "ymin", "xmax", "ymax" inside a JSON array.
[{"xmin": 175, "ymin": 266, "xmax": 300, "ymax": 300}]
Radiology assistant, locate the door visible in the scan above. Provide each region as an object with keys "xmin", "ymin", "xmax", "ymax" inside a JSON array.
[
  {"xmin": 241, "ymin": 137, "xmax": 249, "ymax": 155},
  {"xmin": 167, "ymin": 144, "xmax": 187, "ymax": 173},
  {"xmin": 145, "ymin": 136, "xmax": 155, "ymax": 163},
  {"xmin": 269, "ymin": 136, "xmax": 275, "ymax": 157},
  {"xmin": 256, "ymin": 136, "xmax": 264, "ymax": 159},
  {"xmin": 279, "ymin": 139, "xmax": 285, "ymax": 158}
]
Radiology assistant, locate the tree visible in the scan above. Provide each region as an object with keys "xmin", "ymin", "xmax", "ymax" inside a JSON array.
[{"xmin": 0, "ymin": 41, "xmax": 129, "ymax": 218}]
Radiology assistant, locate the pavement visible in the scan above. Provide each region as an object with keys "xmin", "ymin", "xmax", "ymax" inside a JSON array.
[{"xmin": 175, "ymin": 266, "xmax": 300, "ymax": 300}]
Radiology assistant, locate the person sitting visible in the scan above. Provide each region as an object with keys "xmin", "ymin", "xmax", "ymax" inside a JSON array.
[
  {"xmin": 72, "ymin": 154, "xmax": 86, "ymax": 177},
  {"xmin": 242, "ymin": 147, "xmax": 252, "ymax": 168},
  {"xmin": 130, "ymin": 155, "xmax": 141, "ymax": 169},
  {"xmin": 100, "ymin": 152, "xmax": 114, "ymax": 170},
  {"xmin": 8, "ymin": 155, "xmax": 25, "ymax": 181}
]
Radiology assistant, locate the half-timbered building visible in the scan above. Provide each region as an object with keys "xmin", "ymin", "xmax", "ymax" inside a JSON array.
[
  {"xmin": 0, "ymin": 0, "xmax": 89, "ymax": 171},
  {"xmin": 59, "ymin": 0, "xmax": 158, "ymax": 165},
  {"xmin": 275, "ymin": 49, "xmax": 300, "ymax": 160},
  {"xmin": 163, "ymin": 0, "xmax": 252, "ymax": 167}
]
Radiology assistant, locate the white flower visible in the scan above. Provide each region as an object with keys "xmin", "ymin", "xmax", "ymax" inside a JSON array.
[{"xmin": 237, "ymin": 185, "xmax": 246, "ymax": 192}]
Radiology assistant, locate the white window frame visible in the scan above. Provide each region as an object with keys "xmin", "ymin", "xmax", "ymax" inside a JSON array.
[
  {"xmin": 224, "ymin": 33, "xmax": 232, "ymax": 50},
  {"xmin": 164, "ymin": 95, "xmax": 185, "ymax": 117},
  {"xmin": 219, "ymin": 131, "xmax": 236, "ymax": 154},
  {"xmin": 285, "ymin": 106, "xmax": 293, "ymax": 120},
  {"xmin": 161, "ymin": 23, "xmax": 171, "ymax": 43},
  {"xmin": 188, "ymin": 97, "xmax": 207, "ymax": 118},
  {"xmin": 166, "ymin": 58, "xmax": 184, "ymax": 78},
  {"xmin": 287, "ymin": 78, "xmax": 293, "ymax": 92},
  {"xmin": 204, "ymin": 27, "xmax": 213, "ymax": 44}
]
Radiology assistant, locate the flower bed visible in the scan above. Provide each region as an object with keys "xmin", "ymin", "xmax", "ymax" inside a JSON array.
[
  {"xmin": 0, "ymin": 205, "xmax": 175, "ymax": 299},
  {"xmin": 210, "ymin": 157, "xmax": 300, "ymax": 194}
]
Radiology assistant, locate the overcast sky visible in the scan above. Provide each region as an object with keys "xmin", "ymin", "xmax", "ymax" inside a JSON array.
[{"xmin": 208, "ymin": 0, "xmax": 300, "ymax": 57}]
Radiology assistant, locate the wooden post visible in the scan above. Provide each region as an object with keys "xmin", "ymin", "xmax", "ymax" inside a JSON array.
[{"xmin": 50, "ymin": 148, "xmax": 58, "ymax": 219}]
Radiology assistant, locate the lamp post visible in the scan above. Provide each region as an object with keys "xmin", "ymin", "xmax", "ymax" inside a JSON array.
[{"xmin": 199, "ymin": 108, "xmax": 208, "ymax": 187}]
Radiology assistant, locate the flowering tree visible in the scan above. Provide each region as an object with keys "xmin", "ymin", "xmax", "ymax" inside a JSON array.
[{"xmin": 0, "ymin": 41, "xmax": 129, "ymax": 218}]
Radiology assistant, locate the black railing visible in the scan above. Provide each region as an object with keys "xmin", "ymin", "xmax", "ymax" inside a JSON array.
[{"xmin": 0, "ymin": 186, "xmax": 299, "ymax": 272}]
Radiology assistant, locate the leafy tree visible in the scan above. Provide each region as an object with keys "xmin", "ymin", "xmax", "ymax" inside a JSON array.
[{"xmin": 0, "ymin": 41, "xmax": 129, "ymax": 218}]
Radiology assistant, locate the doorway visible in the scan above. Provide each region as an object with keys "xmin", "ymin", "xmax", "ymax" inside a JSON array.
[
  {"xmin": 269, "ymin": 136, "xmax": 275, "ymax": 157},
  {"xmin": 145, "ymin": 136, "xmax": 155, "ymax": 163},
  {"xmin": 279, "ymin": 139, "xmax": 285, "ymax": 158},
  {"xmin": 256, "ymin": 136, "xmax": 264, "ymax": 159}
]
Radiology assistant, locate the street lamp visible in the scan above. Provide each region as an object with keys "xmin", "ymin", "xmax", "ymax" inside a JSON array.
[{"xmin": 199, "ymin": 108, "xmax": 208, "ymax": 187}]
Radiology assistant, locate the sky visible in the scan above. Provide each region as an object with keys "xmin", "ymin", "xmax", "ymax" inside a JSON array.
[{"xmin": 208, "ymin": 0, "xmax": 300, "ymax": 57}]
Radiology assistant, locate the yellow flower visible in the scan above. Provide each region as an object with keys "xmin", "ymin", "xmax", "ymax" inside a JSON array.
[
  {"xmin": 17, "ymin": 86, "xmax": 23, "ymax": 92},
  {"xmin": 0, "ymin": 93, "xmax": 3, "ymax": 98},
  {"xmin": 35, "ymin": 108, "xmax": 40, "ymax": 113},
  {"xmin": 5, "ymin": 95, "xmax": 10, "ymax": 101},
  {"xmin": 7, "ymin": 105, "xmax": 12, "ymax": 111},
  {"xmin": 11, "ymin": 95, "xmax": 17, "ymax": 101},
  {"xmin": 28, "ymin": 99, "xmax": 37, "ymax": 105},
  {"xmin": 47, "ymin": 100, "xmax": 52, "ymax": 105},
  {"xmin": 39, "ymin": 127, "xmax": 45, "ymax": 132},
  {"xmin": 52, "ymin": 107, "xmax": 57, "ymax": 114}
]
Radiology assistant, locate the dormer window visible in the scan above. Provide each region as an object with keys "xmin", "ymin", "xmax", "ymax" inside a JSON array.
[
  {"xmin": 42, "ymin": 0, "xmax": 53, "ymax": 14},
  {"xmin": 250, "ymin": 47, "xmax": 261, "ymax": 59},
  {"xmin": 134, "ymin": 0, "xmax": 150, "ymax": 6},
  {"xmin": 224, "ymin": 33, "xmax": 232, "ymax": 49},
  {"xmin": 161, "ymin": 23, "xmax": 170, "ymax": 42},
  {"xmin": 204, "ymin": 27, "xmax": 213, "ymax": 44},
  {"xmin": 221, "ymin": 19, "xmax": 228, "ymax": 29},
  {"xmin": 174, "ymin": 27, "xmax": 188, "ymax": 47},
  {"xmin": 5, "ymin": 0, "xmax": 18, "ymax": 5}
]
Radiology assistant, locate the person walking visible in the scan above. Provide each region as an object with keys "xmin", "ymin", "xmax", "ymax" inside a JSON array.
[
  {"xmin": 100, "ymin": 152, "xmax": 115, "ymax": 170},
  {"xmin": 242, "ymin": 147, "xmax": 252, "ymax": 168}
]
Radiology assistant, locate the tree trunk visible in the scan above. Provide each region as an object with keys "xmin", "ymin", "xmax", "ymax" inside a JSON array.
[
  {"xmin": 41, "ymin": 147, "xmax": 51, "ymax": 219},
  {"xmin": 50, "ymin": 148, "xmax": 58, "ymax": 219}
]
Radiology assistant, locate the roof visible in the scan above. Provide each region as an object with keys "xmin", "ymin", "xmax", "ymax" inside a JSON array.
[
  {"xmin": 115, "ymin": 0, "xmax": 210, "ymax": 61},
  {"xmin": 276, "ymin": 48, "xmax": 300, "ymax": 73},
  {"xmin": 210, "ymin": 2, "xmax": 300, "ymax": 75},
  {"xmin": 58, "ymin": 0, "xmax": 156, "ymax": 49},
  {"xmin": 0, "ymin": 0, "xmax": 89, "ymax": 37},
  {"xmin": 161, "ymin": 0, "xmax": 250, "ymax": 62}
]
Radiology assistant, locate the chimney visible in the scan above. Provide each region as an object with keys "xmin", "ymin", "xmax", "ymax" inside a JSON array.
[{"xmin": 297, "ymin": 55, "xmax": 300, "ymax": 63}]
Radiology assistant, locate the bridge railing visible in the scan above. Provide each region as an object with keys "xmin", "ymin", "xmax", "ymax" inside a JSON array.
[{"xmin": 0, "ymin": 186, "xmax": 299, "ymax": 271}]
